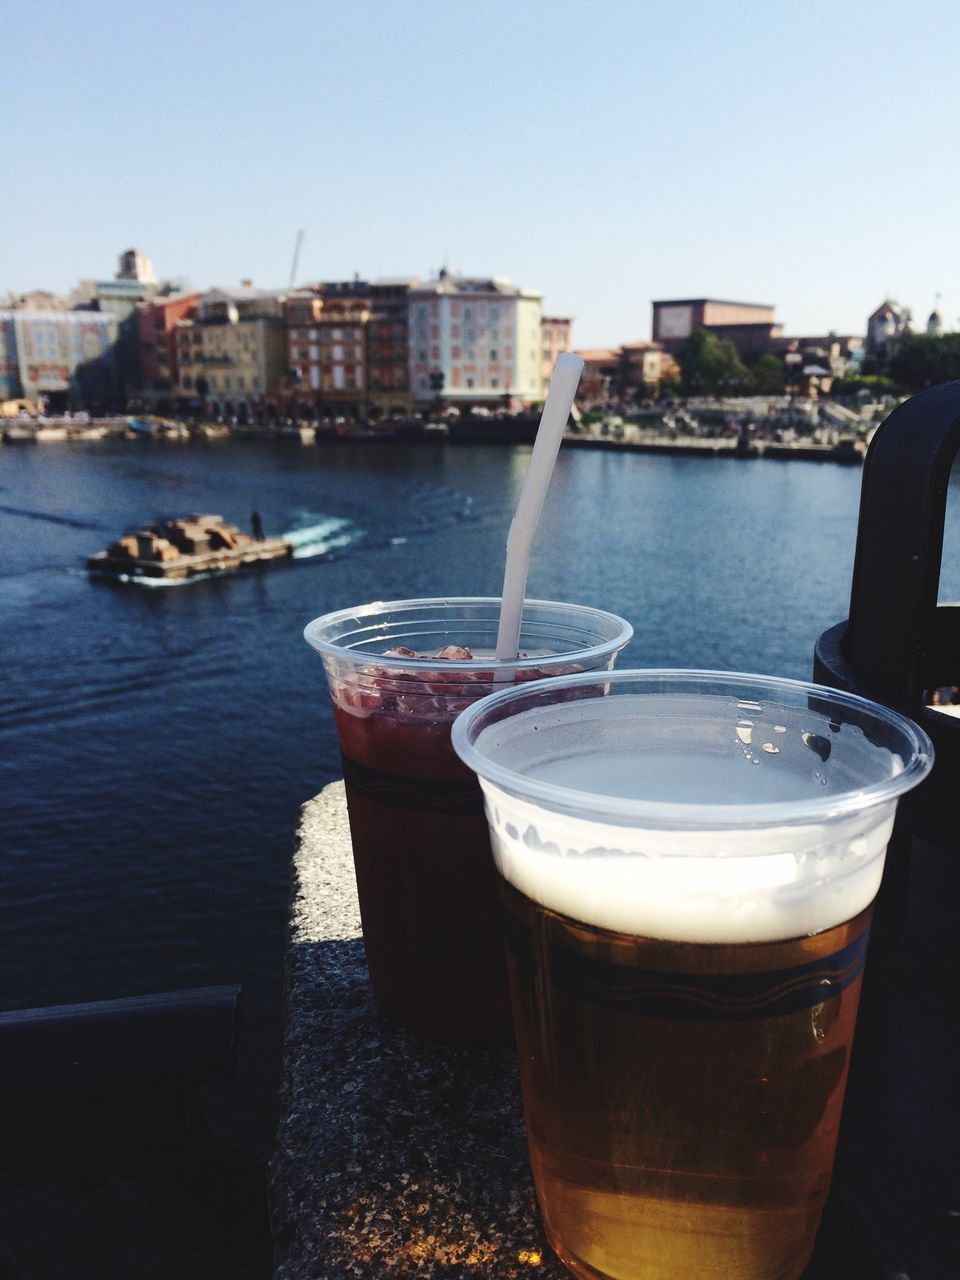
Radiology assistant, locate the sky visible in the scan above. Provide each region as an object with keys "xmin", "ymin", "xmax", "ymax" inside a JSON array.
[{"xmin": 4, "ymin": 0, "xmax": 959, "ymax": 347}]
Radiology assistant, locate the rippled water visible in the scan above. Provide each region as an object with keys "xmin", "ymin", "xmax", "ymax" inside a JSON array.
[{"xmin": 3, "ymin": 436, "xmax": 960, "ymax": 1275}]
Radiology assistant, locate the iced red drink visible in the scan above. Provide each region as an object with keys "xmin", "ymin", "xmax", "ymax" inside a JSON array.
[{"xmin": 305, "ymin": 598, "xmax": 632, "ymax": 1042}]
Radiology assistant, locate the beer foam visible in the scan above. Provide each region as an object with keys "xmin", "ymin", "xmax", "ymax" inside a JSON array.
[{"xmin": 473, "ymin": 694, "xmax": 898, "ymax": 943}]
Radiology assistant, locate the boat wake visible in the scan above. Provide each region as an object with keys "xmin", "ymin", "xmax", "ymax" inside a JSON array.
[
  {"xmin": 284, "ymin": 516, "xmax": 360, "ymax": 560},
  {"xmin": 88, "ymin": 569, "xmax": 218, "ymax": 589}
]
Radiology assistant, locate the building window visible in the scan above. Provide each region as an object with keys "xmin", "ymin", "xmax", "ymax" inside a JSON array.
[
  {"xmin": 466, "ymin": 377, "xmax": 474, "ymax": 389},
  {"xmin": 491, "ymin": 377, "xmax": 498, "ymax": 388},
  {"xmin": 490, "ymin": 349, "xmax": 497, "ymax": 360},
  {"xmin": 333, "ymin": 345, "xmax": 343, "ymax": 360},
  {"xmin": 490, "ymin": 306, "xmax": 499, "ymax": 320}
]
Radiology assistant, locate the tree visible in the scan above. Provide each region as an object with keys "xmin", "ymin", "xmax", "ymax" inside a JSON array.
[
  {"xmin": 887, "ymin": 333, "xmax": 960, "ymax": 392},
  {"xmin": 751, "ymin": 353, "xmax": 786, "ymax": 395},
  {"xmin": 676, "ymin": 328, "xmax": 751, "ymax": 397}
]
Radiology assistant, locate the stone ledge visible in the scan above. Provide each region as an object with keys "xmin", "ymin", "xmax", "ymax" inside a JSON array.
[{"xmin": 269, "ymin": 781, "xmax": 567, "ymax": 1278}]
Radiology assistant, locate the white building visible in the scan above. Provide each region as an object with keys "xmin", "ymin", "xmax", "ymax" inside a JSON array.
[
  {"xmin": 408, "ymin": 271, "xmax": 543, "ymax": 408},
  {"xmin": 117, "ymin": 248, "xmax": 158, "ymax": 285},
  {"xmin": 866, "ymin": 299, "xmax": 911, "ymax": 359}
]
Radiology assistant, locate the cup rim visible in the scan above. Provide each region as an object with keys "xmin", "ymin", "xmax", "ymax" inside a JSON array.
[
  {"xmin": 451, "ymin": 667, "xmax": 935, "ymax": 829},
  {"xmin": 303, "ymin": 596, "xmax": 634, "ymax": 671}
]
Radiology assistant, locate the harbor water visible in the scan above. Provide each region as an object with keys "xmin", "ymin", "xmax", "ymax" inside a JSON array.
[{"xmin": 4, "ymin": 435, "xmax": 960, "ymax": 1276}]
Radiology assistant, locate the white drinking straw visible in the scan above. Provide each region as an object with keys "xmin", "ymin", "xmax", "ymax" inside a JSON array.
[{"xmin": 495, "ymin": 351, "xmax": 585, "ymax": 662}]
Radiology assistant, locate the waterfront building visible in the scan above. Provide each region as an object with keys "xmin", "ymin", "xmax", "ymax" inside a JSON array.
[
  {"xmin": 866, "ymin": 299, "xmax": 911, "ymax": 359},
  {"xmin": 176, "ymin": 287, "xmax": 287, "ymax": 414},
  {"xmin": 137, "ymin": 292, "xmax": 200, "ymax": 407},
  {"xmin": 408, "ymin": 270, "xmax": 543, "ymax": 410},
  {"xmin": 541, "ymin": 317, "xmax": 572, "ymax": 394},
  {"xmin": 285, "ymin": 281, "xmax": 372, "ymax": 418},
  {"xmin": 617, "ymin": 341, "xmax": 678, "ymax": 398},
  {"xmin": 0, "ymin": 309, "xmax": 117, "ymax": 407},
  {"xmin": 367, "ymin": 280, "xmax": 416, "ymax": 416},
  {"xmin": 652, "ymin": 298, "xmax": 783, "ymax": 361},
  {"xmin": 575, "ymin": 349, "xmax": 620, "ymax": 403}
]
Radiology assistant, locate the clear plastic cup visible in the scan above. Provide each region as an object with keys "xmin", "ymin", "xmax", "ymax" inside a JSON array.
[
  {"xmin": 452, "ymin": 669, "xmax": 933, "ymax": 1279},
  {"xmin": 303, "ymin": 598, "xmax": 633, "ymax": 1042}
]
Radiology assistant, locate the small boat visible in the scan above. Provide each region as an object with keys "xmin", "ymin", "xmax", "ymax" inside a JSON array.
[{"xmin": 87, "ymin": 514, "xmax": 293, "ymax": 582}]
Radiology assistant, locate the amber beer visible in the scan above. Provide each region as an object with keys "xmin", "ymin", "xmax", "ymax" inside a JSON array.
[
  {"xmin": 452, "ymin": 671, "xmax": 933, "ymax": 1280},
  {"xmin": 502, "ymin": 881, "xmax": 869, "ymax": 1280}
]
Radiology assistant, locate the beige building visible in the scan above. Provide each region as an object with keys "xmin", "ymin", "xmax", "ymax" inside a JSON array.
[
  {"xmin": 176, "ymin": 288, "xmax": 287, "ymax": 409},
  {"xmin": 618, "ymin": 341, "xmax": 679, "ymax": 396}
]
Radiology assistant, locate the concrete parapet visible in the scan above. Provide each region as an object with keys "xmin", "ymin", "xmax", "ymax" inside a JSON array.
[{"xmin": 270, "ymin": 782, "xmax": 566, "ymax": 1278}]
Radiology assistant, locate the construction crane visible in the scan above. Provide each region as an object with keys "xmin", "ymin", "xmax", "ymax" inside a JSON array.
[{"xmin": 288, "ymin": 230, "xmax": 304, "ymax": 290}]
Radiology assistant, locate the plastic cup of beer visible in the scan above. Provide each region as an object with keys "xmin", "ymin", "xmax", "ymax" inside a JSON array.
[
  {"xmin": 452, "ymin": 669, "xmax": 933, "ymax": 1280},
  {"xmin": 303, "ymin": 598, "xmax": 633, "ymax": 1043}
]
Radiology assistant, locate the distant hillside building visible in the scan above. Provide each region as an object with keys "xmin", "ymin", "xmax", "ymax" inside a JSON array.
[
  {"xmin": 409, "ymin": 271, "xmax": 543, "ymax": 409},
  {"xmin": 780, "ymin": 334, "xmax": 864, "ymax": 382},
  {"xmin": 652, "ymin": 298, "xmax": 783, "ymax": 361},
  {"xmin": 866, "ymin": 299, "xmax": 911, "ymax": 359}
]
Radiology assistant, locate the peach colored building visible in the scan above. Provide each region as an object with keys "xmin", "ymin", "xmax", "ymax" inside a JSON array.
[
  {"xmin": 541, "ymin": 316, "xmax": 572, "ymax": 394},
  {"xmin": 575, "ymin": 349, "xmax": 620, "ymax": 403},
  {"xmin": 409, "ymin": 270, "xmax": 543, "ymax": 409}
]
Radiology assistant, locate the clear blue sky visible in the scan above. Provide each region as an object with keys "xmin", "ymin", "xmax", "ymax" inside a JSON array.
[{"xmin": 4, "ymin": 0, "xmax": 958, "ymax": 346}]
